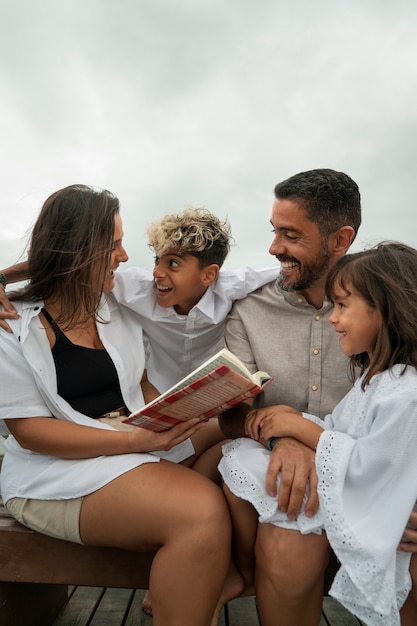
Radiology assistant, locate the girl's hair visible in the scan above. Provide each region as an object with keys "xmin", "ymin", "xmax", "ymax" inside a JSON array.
[
  {"xmin": 11, "ymin": 184, "xmax": 120, "ymax": 329},
  {"xmin": 325, "ymin": 241, "xmax": 417, "ymax": 388}
]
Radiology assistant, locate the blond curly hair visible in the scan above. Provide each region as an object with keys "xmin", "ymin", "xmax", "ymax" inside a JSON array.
[{"xmin": 146, "ymin": 207, "xmax": 232, "ymax": 267}]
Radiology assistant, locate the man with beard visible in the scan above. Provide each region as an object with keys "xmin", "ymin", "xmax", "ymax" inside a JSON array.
[{"xmin": 217, "ymin": 168, "xmax": 363, "ymax": 619}]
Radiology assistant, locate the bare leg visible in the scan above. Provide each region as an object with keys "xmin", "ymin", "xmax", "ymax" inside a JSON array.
[
  {"xmin": 209, "ymin": 485, "xmax": 258, "ymax": 626},
  {"xmin": 80, "ymin": 461, "xmax": 231, "ymax": 626},
  {"xmin": 183, "ymin": 418, "xmax": 229, "ymax": 483},
  {"xmin": 224, "ymin": 484, "xmax": 258, "ymax": 593},
  {"xmin": 141, "ymin": 420, "xmax": 229, "ymax": 618},
  {"xmin": 255, "ymin": 524, "xmax": 330, "ymax": 626},
  {"xmin": 401, "ymin": 553, "xmax": 417, "ymax": 625}
]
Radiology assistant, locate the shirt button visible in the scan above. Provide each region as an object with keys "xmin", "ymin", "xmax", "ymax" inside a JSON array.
[
  {"xmin": 311, "ymin": 385, "xmax": 318, "ymax": 391},
  {"xmin": 313, "ymin": 349, "xmax": 319, "ymax": 355},
  {"xmin": 315, "ymin": 315, "xmax": 321, "ymax": 321},
  {"xmin": 297, "ymin": 297, "xmax": 303, "ymax": 303}
]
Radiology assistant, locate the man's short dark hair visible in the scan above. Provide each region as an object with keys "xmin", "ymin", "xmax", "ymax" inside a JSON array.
[{"xmin": 274, "ymin": 169, "xmax": 361, "ymax": 241}]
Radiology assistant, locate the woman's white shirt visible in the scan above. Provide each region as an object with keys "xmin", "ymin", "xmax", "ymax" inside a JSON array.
[{"xmin": 0, "ymin": 295, "xmax": 159, "ymax": 504}]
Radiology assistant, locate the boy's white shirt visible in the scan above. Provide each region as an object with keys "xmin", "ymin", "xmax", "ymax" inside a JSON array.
[{"xmin": 112, "ymin": 265, "xmax": 279, "ymax": 393}]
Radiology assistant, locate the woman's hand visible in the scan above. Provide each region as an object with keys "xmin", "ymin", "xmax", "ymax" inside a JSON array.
[{"xmin": 127, "ymin": 417, "xmax": 207, "ymax": 453}]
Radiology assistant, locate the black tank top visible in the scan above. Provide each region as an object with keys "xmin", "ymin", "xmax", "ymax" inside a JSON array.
[{"xmin": 42, "ymin": 308, "xmax": 126, "ymax": 418}]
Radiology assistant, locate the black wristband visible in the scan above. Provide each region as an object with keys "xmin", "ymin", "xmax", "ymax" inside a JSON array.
[
  {"xmin": 267, "ymin": 436, "xmax": 280, "ymax": 451},
  {"xmin": 0, "ymin": 273, "xmax": 7, "ymax": 288}
]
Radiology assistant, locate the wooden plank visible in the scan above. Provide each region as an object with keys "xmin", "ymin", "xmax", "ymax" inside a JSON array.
[
  {"xmin": 124, "ymin": 590, "xmax": 153, "ymax": 626},
  {"xmin": 51, "ymin": 588, "xmax": 367, "ymax": 626},
  {"xmin": 322, "ymin": 596, "xmax": 364, "ymax": 625},
  {"xmin": 52, "ymin": 587, "xmax": 104, "ymax": 626},
  {"xmin": 90, "ymin": 587, "xmax": 135, "ymax": 626}
]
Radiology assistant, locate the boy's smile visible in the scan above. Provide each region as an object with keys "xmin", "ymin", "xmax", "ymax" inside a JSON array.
[{"xmin": 153, "ymin": 251, "xmax": 217, "ymax": 315}]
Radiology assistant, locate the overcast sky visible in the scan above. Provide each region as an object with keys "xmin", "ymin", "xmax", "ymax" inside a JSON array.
[{"xmin": 1, "ymin": 0, "xmax": 416, "ymax": 275}]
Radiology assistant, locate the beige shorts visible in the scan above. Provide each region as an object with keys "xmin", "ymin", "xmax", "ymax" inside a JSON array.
[{"xmin": 6, "ymin": 496, "xmax": 84, "ymax": 544}]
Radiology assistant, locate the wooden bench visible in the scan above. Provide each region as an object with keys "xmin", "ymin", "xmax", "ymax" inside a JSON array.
[{"xmin": 0, "ymin": 496, "xmax": 156, "ymax": 626}]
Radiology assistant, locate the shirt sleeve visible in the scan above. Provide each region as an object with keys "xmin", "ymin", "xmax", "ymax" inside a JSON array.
[
  {"xmin": 0, "ymin": 330, "xmax": 53, "ymax": 434},
  {"xmin": 111, "ymin": 267, "xmax": 154, "ymax": 310},
  {"xmin": 219, "ymin": 266, "xmax": 280, "ymax": 301},
  {"xmin": 316, "ymin": 381, "xmax": 417, "ymax": 620}
]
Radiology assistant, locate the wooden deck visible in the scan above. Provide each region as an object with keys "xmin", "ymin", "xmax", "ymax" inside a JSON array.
[{"xmin": 52, "ymin": 587, "xmax": 364, "ymax": 625}]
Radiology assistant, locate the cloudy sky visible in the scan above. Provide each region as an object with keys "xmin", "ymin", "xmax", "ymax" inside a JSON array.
[{"xmin": 1, "ymin": 0, "xmax": 416, "ymax": 275}]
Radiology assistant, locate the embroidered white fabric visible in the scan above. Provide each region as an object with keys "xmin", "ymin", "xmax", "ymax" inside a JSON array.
[
  {"xmin": 219, "ymin": 438, "xmax": 323, "ymax": 534},
  {"xmin": 218, "ymin": 366, "xmax": 417, "ymax": 626}
]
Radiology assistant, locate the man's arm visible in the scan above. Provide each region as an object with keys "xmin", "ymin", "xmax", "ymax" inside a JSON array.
[{"xmin": 0, "ymin": 261, "xmax": 29, "ymax": 331}]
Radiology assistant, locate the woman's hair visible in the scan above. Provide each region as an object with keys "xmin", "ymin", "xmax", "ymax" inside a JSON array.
[
  {"xmin": 146, "ymin": 207, "xmax": 232, "ymax": 268},
  {"xmin": 325, "ymin": 241, "xmax": 417, "ymax": 388},
  {"xmin": 11, "ymin": 184, "xmax": 120, "ymax": 329}
]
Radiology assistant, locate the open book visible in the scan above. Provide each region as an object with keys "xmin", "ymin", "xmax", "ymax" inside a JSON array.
[{"xmin": 123, "ymin": 348, "xmax": 272, "ymax": 432}]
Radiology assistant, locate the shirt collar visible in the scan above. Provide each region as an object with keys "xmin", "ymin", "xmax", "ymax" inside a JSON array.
[
  {"xmin": 151, "ymin": 284, "xmax": 215, "ymax": 321},
  {"xmin": 277, "ymin": 284, "xmax": 333, "ymax": 314}
]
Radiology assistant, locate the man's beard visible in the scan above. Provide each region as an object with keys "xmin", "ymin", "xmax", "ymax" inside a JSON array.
[{"xmin": 277, "ymin": 245, "xmax": 330, "ymax": 293}]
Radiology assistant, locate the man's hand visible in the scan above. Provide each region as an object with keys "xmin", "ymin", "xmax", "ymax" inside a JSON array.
[
  {"xmin": 399, "ymin": 510, "xmax": 417, "ymax": 552},
  {"xmin": 266, "ymin": 437, "xmax": 319, "ymax": 521},
  {"xmin": 0, "ymin": 286, "xmax": 19, "ymax": 332}
]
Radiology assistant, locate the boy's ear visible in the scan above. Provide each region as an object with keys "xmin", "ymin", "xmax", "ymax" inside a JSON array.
[{"xmin": 201, "ymin": 264, "xmax": 220, "ymax": 286}]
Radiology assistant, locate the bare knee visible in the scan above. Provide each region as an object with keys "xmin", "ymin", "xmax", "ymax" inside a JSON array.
[
  {"xmin": 182, "ymin": 480, "xmax": 231, "ymax": 547},
  {"xmin": 255, "ymin": 525, "xmax": 329, "ymax": 598}
]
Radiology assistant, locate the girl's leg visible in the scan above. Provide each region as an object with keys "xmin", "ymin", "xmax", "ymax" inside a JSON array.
[
  {"xmin": 183, "ymin": 418, "xmax": 229, "ymax": 483},
  {"xmin": 401, "ymin": 553, "xmax": 417, "ymax": 625},
  {"xmin": 209, "ymin": 485, "xmax": 258, "ymax": 625},
  {"xmin": 80, "ymin": 461, "xmax": 231, "ymax": 626},
  {"xmin": 255, "ymin": 524, "xmax": 330, "ymax": 626},
  {"xmin": 224, "ymin": 484, "xmax": 258, "ymax": 593}
]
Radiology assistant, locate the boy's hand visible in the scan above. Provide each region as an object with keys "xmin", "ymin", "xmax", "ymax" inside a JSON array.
[{"xmin": 0, "ymin": 287, "xmax": 19, "ymax": 332}]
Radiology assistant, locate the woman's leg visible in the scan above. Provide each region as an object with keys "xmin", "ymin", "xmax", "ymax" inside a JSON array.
[
  {"xmin": 80, "ymin": 461, "xmax": 231, "ymax": 626},
  {"xmin": 141, "ymin": 419, "xmax": 229, "ymax": 618},
  {"xmin": 255, "ymin": 524, "xmax": 330, "ymax": 626}
]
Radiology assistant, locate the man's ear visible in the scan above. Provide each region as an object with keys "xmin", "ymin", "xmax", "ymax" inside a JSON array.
[
  {"xmin": 201, "ymin": 264, "xmax": 220, "ymax": 285},
  {"xmin": 329, "ymin": 226, "xmax": 356, "ymax": 258}
]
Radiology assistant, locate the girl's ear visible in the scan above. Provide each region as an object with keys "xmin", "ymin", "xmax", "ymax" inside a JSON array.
[
  {"xmin": 329, "ymin": 226, "xmax": 356, "ymax": 258},
  {"xmin": 201, "ymin": 264, "xmax": 220, "ymax": 285}
]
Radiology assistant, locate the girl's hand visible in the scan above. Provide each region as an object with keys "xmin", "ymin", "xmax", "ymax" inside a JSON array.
[
  {"xmin": 245, "ymin": 405, "xmax": 302, "ymax": 441},
  {"xmin": 127, "ymin": 417, "xmax": 207, "ymax": 453}
]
